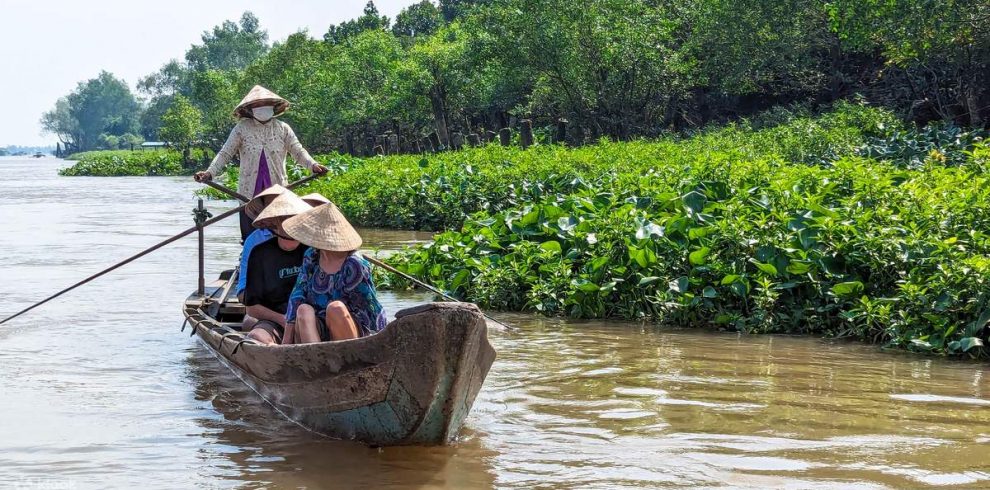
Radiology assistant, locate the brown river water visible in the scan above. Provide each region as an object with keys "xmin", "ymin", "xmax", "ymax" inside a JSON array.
[{"xmin": 1, "ymin": 157, "xmax": 989, "ymax": 489}]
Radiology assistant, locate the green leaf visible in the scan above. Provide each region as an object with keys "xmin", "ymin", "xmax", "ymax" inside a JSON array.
[
  {"xmin": 628, "ymin": 246, "xmax": 648, "ymax": 268},
  {"xmin": 785, "ymin": 261, "xmax": 812, "ymax": 275},
  {"xmin": 520, "ymin": 208, "xmax": 540, "ymax": 226},
  {"xmin": 572, "ymin": 278, "xmax": 600, "ymax": 292},
  {"xmin": 450, "ymin": 269, "xmax": 470, "ymax": 290},
  {"xmin": 689, "ymin": 247, "xmax": 710, "ymax": 265},
  {"xmin": 965, "ymin": 309, "xmax": 990, "ymax": 337},
  {"xmin": 749, "ymin": 259, "xmax": 778, "ymax": 276},
  {"xmin": 669, "ymin": 276, "xmax": 689, "ymax": 293},
  {"xmin": 721, "ymin": 274, "xmax": 740, "ymax": 286},
  {"xmin": 589, "ymin": 256, "xmax": 609, "ymax": 272},
  {"xmin": 730, "ymin": 280, "xmax": 749, "ymax": 298},
  {"xmin": 639, "ymin": 276, "xmax": 661, "ymax": 286},
  {"xmin": 831, "ymin": 281, "xmax": 865, "ymax": 297},
  {"xmin": 557, "ymin": 216, "xmax": 578, "ymax": 232},
  {"xmin": 540, "ymin": 240, "xmax": 562, "ymax": 253},
  {"xmin": 958, "ymin": 337, "xmax": 984, "ymax": 352},
  {"xmin": 682, "ymin": 190, "xmax": 707, "ymax": 214},
  {"xmin": 702, "ymin": 286, "xmax": 717, "ymax": 298}
]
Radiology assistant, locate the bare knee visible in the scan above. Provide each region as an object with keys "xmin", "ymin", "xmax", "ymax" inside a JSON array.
[
  {"xmin": 326, "ymin": 301, "xmax": 349, "ymax": 317},
  {"xmin": 297, "ymin": 303, "xmax": 316, "ymax": 320}
]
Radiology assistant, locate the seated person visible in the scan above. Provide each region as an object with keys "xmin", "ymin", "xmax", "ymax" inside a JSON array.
[
  {"xmin": 236, "ymin": 184, "xmax": 288, "ymax": 302},
  {"xmin": 281, "ymin": 202, "xmax": 386, "ymax": 344},
  {"xmin": 237, "ymin": 188, "xmax": 330, "ymax": 301},
  {"xmin": 242, "ymin": 192, "xmax": 314, "ymax": 345}
]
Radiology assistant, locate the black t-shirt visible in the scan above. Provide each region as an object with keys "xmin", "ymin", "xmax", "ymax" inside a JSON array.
[{"xmin": 243, "ymin": 240, "xmax": 308, "ymax": 314}]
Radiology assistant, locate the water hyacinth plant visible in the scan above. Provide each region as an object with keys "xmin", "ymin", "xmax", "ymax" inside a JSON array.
[
  {"xmin": 369, "ymin": 105, "xmax": 990, "ymax": 357},
  {"xmin": 59, "ymin": 149, "xmax": 211, "ymax": 176}
]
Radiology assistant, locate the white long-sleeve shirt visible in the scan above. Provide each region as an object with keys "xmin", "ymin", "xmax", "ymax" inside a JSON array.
[{"xmin": 205, "ymin": 118, "xmax": 319, "ymax": 197}]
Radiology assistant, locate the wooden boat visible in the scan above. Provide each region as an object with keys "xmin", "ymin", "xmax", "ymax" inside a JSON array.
[{"xmin": 182, "ymin": 272, "xmax": 496, "ymax": 446}]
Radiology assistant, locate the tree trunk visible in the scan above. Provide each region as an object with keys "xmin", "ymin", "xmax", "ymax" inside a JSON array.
[
  {"xmin": 429, "ymin": 85, "xmax": 450, "ymax": 148},
  {"xmin": 966, "ymin": 83, "xmax": 983, "ymax": 127}
]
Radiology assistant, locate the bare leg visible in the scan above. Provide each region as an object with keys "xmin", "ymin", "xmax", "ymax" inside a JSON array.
[
  {"xmin": 326, "ymin": 301, "xmax": 359, "ymax": 341},
  {"xmin": 247, "ymin": 328, "xmax": 277, "ymax": 345},
  {"xmin": 295, "ymin": 304, "xmax": 322, "ymax": 344},
  {"xmin": 242, "ymin": 314, "xmax": 259, "ymax": 331}
]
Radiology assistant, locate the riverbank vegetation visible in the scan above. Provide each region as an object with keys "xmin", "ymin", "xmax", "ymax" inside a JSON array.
[
  {"xmin": 342, "ymin": 104, "xmax": 990, "ymax": 357},
  {"xmin": 58, "ymin": 149, "xmax": 211, "ymax": 176}
]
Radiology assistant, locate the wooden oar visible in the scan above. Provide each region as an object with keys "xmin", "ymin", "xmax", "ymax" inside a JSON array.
[
  {"xmin": 363, "ymin": 255, "xmax": 514, "ymax": 331},
  {"xmin": 0, "ymin": 174, "xmax": 325, "ymax": 326},
  {"xmin": 203, "ymin": 180, "xmax": 250, "ymax": 202}
]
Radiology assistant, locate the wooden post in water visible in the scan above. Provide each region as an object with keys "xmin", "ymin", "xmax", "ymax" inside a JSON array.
[
  {"xmin": 387, "ymin": 132, "xmax": 400, "ymax": 155},
  {"xmin": 520, "ymin": 119, "xmax": 534, "ymax": 149},
  {"xmin": 364, "ymin": 136, "xmax": 375, "ymax": 157},
  {"xmin": 556, "ymin": 118, "xmax": 569, "ymax": 145},
  {"xmin": 195, "ymin": 199, "xmax": 206, "ymax": 296},
  {"xmin": 499, "ymin": 128, "xmax": 511, "ymax": 146}
]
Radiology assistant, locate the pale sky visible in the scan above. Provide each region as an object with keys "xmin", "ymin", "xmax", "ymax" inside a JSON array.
[{"xmin": 0, "ymin": 0, "xmax": 419, "ymax": 146}]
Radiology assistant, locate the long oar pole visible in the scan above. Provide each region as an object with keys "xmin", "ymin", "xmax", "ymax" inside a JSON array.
[
  {"xmin": 0, "ymin": 174, "xmax": 323, "ymax": 326},
  {"xmin": 363, "ymin": 255, "xmax": 514, "ymax": 330},
  {"xmin": 0, "ymin": 205, "xmax": 241, "ymax": 326},
  {"xmin": 203, "ymin": 180, "xmax": 250, "ymax": 202}
]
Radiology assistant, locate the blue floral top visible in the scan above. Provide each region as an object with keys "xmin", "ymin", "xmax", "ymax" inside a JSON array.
[{"xmin": 285, "ymin": 249, "xmax": 387, "ymax": 337}]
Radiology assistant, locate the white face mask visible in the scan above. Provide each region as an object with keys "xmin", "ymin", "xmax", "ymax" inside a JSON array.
[{"xmin": 252, "ymin": 106, "xmax": 275, "ymax": 122}]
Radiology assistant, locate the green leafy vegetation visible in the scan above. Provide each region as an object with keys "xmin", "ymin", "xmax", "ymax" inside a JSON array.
[
  {"xmin": 58, "ymin": 149, "xmax": 211, "ymax": 176},
  {"xmin": 365, "ymin": 105, "xmax": 990, "ymax": 357}
]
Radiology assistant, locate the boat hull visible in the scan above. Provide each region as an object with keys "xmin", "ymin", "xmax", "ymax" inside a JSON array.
[{"xmin": 184, "ymin": 301, "xmax": 495, "ymax": 446}]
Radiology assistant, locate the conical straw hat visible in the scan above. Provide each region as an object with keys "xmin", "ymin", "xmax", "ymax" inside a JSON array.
[
  {"xmin": 244, "ymin": 184, "xmax": 289, "ymax": 219},
  {"xmin": 300, "ymin": 192, "xmax": 330, "ymax": 207},
  {"xmin": 282, "ymin": 202, "xmax": 362, "ymax": 251},
  {"xmin": 234, "ymin": 85, "xmax": 290, "ymax": 118},
  {"xmin": 252, "ymin": 192, "xmax": 312, "ymax": 230}
]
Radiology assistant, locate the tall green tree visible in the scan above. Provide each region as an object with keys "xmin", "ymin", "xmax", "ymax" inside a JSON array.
[
  {"xmin": 241, "ymin": 32, "xmax": 336, "ymax": 149},
  {"xmin": 393, "ymin": 1, "xmax": 444, "ymax": 39},
  {"xmin": 160, "ymin": 95, "xmax": 204, "ymax": 167},
  {"xmin": 439, "ymin": 0, "xmax": 490, "ymax": 21},
  {"xmin": 41, "ymin": 71, "xmax": 141, "ymax": 151},
  {"xmin": 140, "ymin": 95, "xmax": 174, "ymax": 141},
  {"xmin": 324, "ymin": 2, "xmax": 390, "ymax": 45},
  {"xmin": 186, "ymin": 11, "xmax": 269, "ymax": 71},
  {"xmin": 187, "ymin": 70, "xmax": 239, "ymax": 146},
  {"xmin": 40, "ymin": 97, "xmax": 80, "ymax": 151}
]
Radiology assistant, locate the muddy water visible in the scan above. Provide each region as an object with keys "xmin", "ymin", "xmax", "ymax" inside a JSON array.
[{"xmin": 1, "ymin": 157, "xmax": 989, "ymax": 489}]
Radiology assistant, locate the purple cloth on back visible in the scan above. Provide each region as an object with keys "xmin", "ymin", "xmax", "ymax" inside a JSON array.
[{"xmin": 253, "ymin": 149, "xmax": 273, "ymax": 196}]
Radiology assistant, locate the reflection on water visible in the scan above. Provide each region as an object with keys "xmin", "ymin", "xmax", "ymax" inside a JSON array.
[{"xmin": 1, "ymin": 158, "xmax": 990, "ymax": 489}]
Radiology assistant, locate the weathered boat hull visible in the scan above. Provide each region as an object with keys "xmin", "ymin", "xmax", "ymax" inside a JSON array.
[{"xmin": 183, "ymin": 297, "xmax": 496, "ymax": 446}]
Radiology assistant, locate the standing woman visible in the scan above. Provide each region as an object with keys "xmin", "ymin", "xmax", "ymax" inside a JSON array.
[{"xmin": 193, "ymin": 85, "xmax": 328, "ymax": 240}]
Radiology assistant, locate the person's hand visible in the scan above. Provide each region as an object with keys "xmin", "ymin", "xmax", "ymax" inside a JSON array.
[
  {"xmin": 311, "ymin": 164, "xmax": 328, "ymax": 175},
  {"xmin": 193, "ymin": 171, "xmax": 212, "ymax": 182}
]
